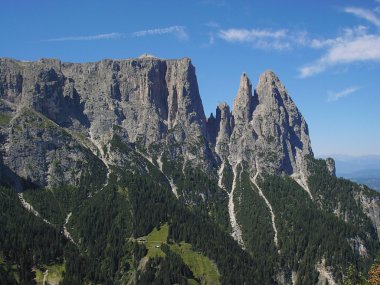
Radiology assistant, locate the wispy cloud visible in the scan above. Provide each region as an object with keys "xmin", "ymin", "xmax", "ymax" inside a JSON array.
[
  {"xmin": 344, "ymin": 7, "xmax": 380, "ymax": 27},
  {"xmin": 208, "ymin": 34, "xmax": 215, "ymax": 45},
  {"xmin": 43, "ymin": 32, "xmax": 122, "ymax": 42},
  {"xmin": 133, "ymin": 26, "xmax": 188, "ymax": 40},
  {"xmin": 205, "ymin": 21, "xmax": 220, "ymax": 28},
  {"xmin": 327, "ymin": 86, "xmax": 360, "ymax": 102},
  {"xmin": 201, "ymin": 33, "xmax": 216, "ymax": 48},
  {"xmin": 218, "ymin": 28, "xmax": 308, "ymax": 50},
  {"xmin": 299, "ymin": 27, "xmax": 380, "ymax": 77},
  {"xmin": 219, "ymin": 28, "xmax": 287, "ymax": 42}
]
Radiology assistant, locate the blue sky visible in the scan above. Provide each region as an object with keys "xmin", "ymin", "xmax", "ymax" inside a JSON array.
[{"xmin": 1, "ymin": 0, "xmax": 380, "ymax": 156}]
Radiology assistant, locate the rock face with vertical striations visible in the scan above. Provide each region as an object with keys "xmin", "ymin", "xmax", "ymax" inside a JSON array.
[
  {"xmin": 0, "ymin": 57, "xmax": 212, "ymax": 188},
  {"xmin": 211, "ymin": 70, "xmax": 313, "ymax": 178},
  {"xmin": 0, "ymin": 57, "xmax": 313, "ymax": 185},
  {"xmin": 253, "ymin": 71, "xmax": 313, "ymax": 175}
]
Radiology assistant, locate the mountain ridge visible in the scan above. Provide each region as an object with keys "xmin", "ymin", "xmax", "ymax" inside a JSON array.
[{"xmin": 0, "ymin": 56, "xmax": 379, "ymax": 285}]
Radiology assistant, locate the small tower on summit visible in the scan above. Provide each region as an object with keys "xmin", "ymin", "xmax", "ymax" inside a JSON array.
[{"xmin": 232, "ymin": 72, "xmax": 253, "ymax": 124}]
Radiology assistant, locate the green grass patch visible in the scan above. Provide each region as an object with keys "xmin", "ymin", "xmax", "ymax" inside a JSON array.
[
  {"xmin": 170, "ymin": 242, "xmax": 220, "ymax": 285},
  {"xmin": 140, "ymin": 224, "xmax": 220, "ymax": 283},
  {"xmin": 34, "ymin": 263, "xmax": 65, "ymax": 285},
  {"xmin": 145, "ymin": 224, "xmax": 169, "ymax": 258}
]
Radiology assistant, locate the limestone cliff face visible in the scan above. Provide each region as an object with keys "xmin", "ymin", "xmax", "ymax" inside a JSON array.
[
  {"xmin": 4, "ymin": 108, "xmax": 105, "ymax": 189},
  {"xmin": 0, "ymin": 57, "xmax": 315, "ymax": 187},
  {"xmin": 214, "ymin": 103, "xmax": 233, "ymax": 161},
  {"xmin": 254, "ymin": 71, "xmax": 312, "ymax": 175},
  {"xmin": 355, "ymin": 190, "xmax": 380, "ymax": 239},
  {"xmin": 325, "ymin": 158, "xmax": 336, "ymax": 176},
  {"xmin": 0, "ymin": 57, "xmax": 211, "ymax": 188},
  {"xmin": 228, "ymin": 74, "xmax": 255, "ymax": 169},
  {"xmin": 212, "ymin": 71, "xmax": 313, "ymax": 177}
]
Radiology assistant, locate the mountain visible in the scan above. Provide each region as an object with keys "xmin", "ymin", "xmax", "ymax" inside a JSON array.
[
  {"xmin": 319, "ymin": 154, "xmax": 380, "ymax": 191},
  {"xmin": 0, "ymin": 56, "xmax": 379, "ymax": 285}
]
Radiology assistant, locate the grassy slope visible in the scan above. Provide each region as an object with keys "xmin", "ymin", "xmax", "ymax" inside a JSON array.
[
  {"xmin": 145, "ymin": 224, "xmax": 169, "ymax": 258},
  {"xmin": 141, "ymin": 224, "xmax": 220, "ymax": 284},
  {"xmin": 170, "ymin": 242, "xmax": 220, "ymax": 285},
  {"xmin": 34, "ymin": 263, "xmax": 65, "ymax": 285}
]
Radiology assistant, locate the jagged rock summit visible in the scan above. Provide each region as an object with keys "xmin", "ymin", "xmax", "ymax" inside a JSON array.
[
  {"xmin": 0, "ymin": 57, "xmax": 312, "ymax": 189},
  {"xmin": 209, "ymin": 70, "xmax": 313, "ymax": 181}
]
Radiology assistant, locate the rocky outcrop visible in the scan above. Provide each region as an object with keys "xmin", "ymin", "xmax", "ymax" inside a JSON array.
[
  {"xmin": 315, "ymin": 258, "xmax": 337, "ymax": 285},
  {"xmin": 3, "ymin": 107, "xmax": 105, "ymax": 189},
  {"xmin": 228, "ymin": 73, "xmax": 256, "ymax": 170},
  {"xmin": 214, "ymin": 103, "xmax": 233, "ymax": 161},
  {"xmin": 212, "ymin": 71, "xmax": 313, "ymax": 178},
  {"xmin": 355, "ymin": 190, "xmax": 380, "ymax": 239},
  {"xmin": 0, "ymin": 57, "xmax": 314, "ymax": 186},
  {"xmin": 326, "ymin": 158, "xmax": 336, "ymax": 176},
  {"xmin": 254, "ymin": 71, "xmax": 312, "ymax": 174}
]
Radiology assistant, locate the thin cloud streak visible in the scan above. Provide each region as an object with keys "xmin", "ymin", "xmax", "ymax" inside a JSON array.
[
  {"xmin": 43, "ymin": 32, "xmax": 122, "ymax": 42},
  {"xmin": 327, "ymin": 86, "xmax": 359, "ymax": 102},
  {"xmin": 344, "ymin": 7, "xmax": 380, "ymax": 27},
  {"xmin": 205, "ymin": 21, "xmax": 220, "ymax": 28},
  {"xmin": 201, "ymin": 33, "xmax": 215, "ymax": 48},
  {"xmin": 133, "ymin": 26, "xmax": 188, "ymax": 40},
  {"xmin": 218, "ymin": 28, "xmax": 288, "ymax": 42},
  {"xmin": 218, "ymin": 28, "xmax": 305, "ymax": 50}
]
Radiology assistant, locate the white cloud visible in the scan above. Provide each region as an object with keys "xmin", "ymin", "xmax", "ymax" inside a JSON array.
[
  {"xmin": 295, "ymin": 3, "xmax": 380, "ymax": 78},
  {"xmin": 218, "ymin": 28, "xmax": 288, "ymax": 42},
  {"xmin": 218, "ymin": 28, "xmax": 307, "ymax": 50},
  {"xmin": 325, "ymin": 35, "xmax": 380, "ymax": 63},
  {"xmin": 345, "ymin": 7, "xmax": 380, "ymax": 27},
  {"xmin": 44, "ymin": 32, "xmax": 122, "ymax": 42},
  {"xmin": 300, "ymin": 33, "xmax": 380, "ymax": 77},
  {"xmin": 308, "ymin": 26, "xmax": 368, "ymax": 49},
  {"xmin": 133, "ymin": 26, "xmax": 188, "ymax": 40},
  {"xmin": 327, "ymin": 86, "xmax": 359, "ymax": 102}
]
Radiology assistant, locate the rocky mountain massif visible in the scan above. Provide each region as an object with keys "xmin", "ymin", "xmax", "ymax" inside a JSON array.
[{"xmin": 0, "ymin": 56, "xmax": 379, "ymax": 285}]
